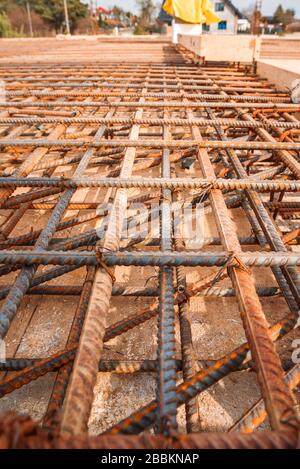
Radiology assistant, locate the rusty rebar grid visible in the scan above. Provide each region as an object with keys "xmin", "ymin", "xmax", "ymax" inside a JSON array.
[{"xmin": 0, "ymin": 41, "xmax": 299, "ymax": 449}]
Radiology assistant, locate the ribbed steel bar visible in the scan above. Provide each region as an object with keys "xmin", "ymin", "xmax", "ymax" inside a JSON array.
[
  {"xmin": 0, "ymin": 76, "xmax": 269, "ymax": 85},
  {"xmin": 0, "ymin": 212, "xmax": 101, "ymax": 249},
  {"xmin": 175, "ymin": 238, "xmax": 201, "ymax": 432},
  {"xmin": 0, "ymin": 75, "xmax": 267, "ymax": 84},
  {"xmin": 0, "ymin": 47, "xmax": 299, "ymax": 448},
  {"xmin": 0, "ymin": 203, "xmax": 29, "ymax": 241},
  {"xmin": 0, "ymin": 411, "xmax": 298, "ymax": 449},
  {"xmin": 0, "ymin": 232, "xmax": 259, "ymax": 251},
  {"xmin": 237, "ymin": 103, "xmax": 300, "ymax": 180},
  {"xmin": 156, "ymin": 104, "xmax": 177, "ymax": 434},
  {"xmin": 0, "ymin": 309, "xmax": 295, "ymax": 404},
  {"xmin": 60, "ymin": 74, "xmax": 149, "ymax": 436},
  {"xmin": 173, "ymin": 155, "xmax": 200, "ymax": 434},
  {"xmin": 0, "ymin": 305, "xmax": 159, "ymax": 399},
  {"xmin": 214, "ymin": 123, "xmax": 300, "ymax": 305},
  {"xmin": 0, "ymin": 124, "xmax": 65, "ymax": 209},
  {"xmin": 204, "ymin": 83, "xmax": 300, "ymax": 309},
  {"xmin": 0, "ymin": 349, "xmax": 77, "ymax": 398},
  {"xmin": 0, "ymin": 191, "xmax": 160, "ymax": 250},
  {"xmin": 2, "ymin": 148, "xmax": 124, "ymax": 177},
  {"xmin": 0, "ymin": 250, "xmax": 299, "ymax": 268},
  {"xmin": 0, "ymin": 285, "xmax": 279, "ymax": 298},
  {"xmin": 3, "ymin": 355, "xmax": 295, "ymax": 375},
  {"xmin": 2, "ymin": 138, "xmax": 300, "ymax": 151},
  {"xmin": 43, "ymin": 266, "xmax": 96, "ymax": 430},
  {"xmin": 105, "ymin": 313, "xmax": 297, "ymax": 434},
  {"xmin": 1, "ymin": 187, "xmax": 63, "ymax": 209},
  {"xmin": 179, "ymin": 73, "xmax": 297, "ymax": 432},
  {"xmin": 2, "ymin": 82, "xmax": 278, "ymax": 92},
  {"xmin": 0, "ymin": 358, "xmax": 184, "ymax": 374},
  {"xmin": 1, "ymin": 90, "xmax": 292, "ymax": 102},
  {"xmin": 192, "ymin": 73, "xmax": 300, "ymax": 319},
  {"xmin": 229, "ymin": 364, "xmax": 300, "ymax": 433},
  {"xmin": 0, "ymin": 176, "xmax": 298, "ymax": 192},
  {"xmin": 0, "ymin": 107, "xmax": 112, "ymax": 339},
  {"xmin": 242, "ymin": 198, "xmax": 300, "ymax": 318},
  {"xmin": 1, "ymin": 116, "xmax": 299, "ymax": 130},
  {"xmin": 1, "ymin": 100, "xmax": 298, "ymax": 109}
]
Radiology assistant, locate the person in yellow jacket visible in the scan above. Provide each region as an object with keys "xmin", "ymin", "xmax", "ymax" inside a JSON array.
[{"xmin": 163, "ymin": 0, "xmax": 220, "ymax": 25}]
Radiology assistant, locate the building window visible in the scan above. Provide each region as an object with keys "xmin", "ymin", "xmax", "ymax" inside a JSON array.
[
  {"xmin": 215, "ymin": 2, "xmax": 225, "ymax": 12},
  {"xmin": 203, "ymin": 24, "xmax": 210, "ymax": 32},
  {"xmin": 218, "ymin": 21, "xmax": 227, "ymax": 30}
]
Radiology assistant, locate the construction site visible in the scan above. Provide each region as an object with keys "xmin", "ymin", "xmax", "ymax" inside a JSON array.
[{"xmin": 0, "ymin": 0, "xmax": 299, "ymax": 454}]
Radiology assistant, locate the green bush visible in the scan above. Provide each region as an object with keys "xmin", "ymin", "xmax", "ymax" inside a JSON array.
[
  {"xmin": 134, "ymin": 24, "xmax": 145, "ymax": 35},
  {"xmin": 0, "ymin": 12, "xmax": 12, "ymax": 37}
]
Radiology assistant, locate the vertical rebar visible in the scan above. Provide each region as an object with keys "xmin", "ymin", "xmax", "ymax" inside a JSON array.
[{"xmin": 156, "ymin": 105, "xmax": 177, "ymax": 434}]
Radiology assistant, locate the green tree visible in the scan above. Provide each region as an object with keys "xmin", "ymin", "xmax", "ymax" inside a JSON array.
[
  {"xmin": 0, "ymin": 12, "xmax": 12, "ymax": 37},
  {"xmin": 273, "ymin": 4, "xmax": 284, "ymax": 24},
  {"xmin": 136, "ymin": 0, "xmax": 156, "ymax": 27},
  {"xmin": 0, "ymin": 0, "xmax": 8, "ymax": 8},
  {"xmin": 5, "ymin": 0, "xmax": 88, "ymax": 33},
  {"xmin": 36, "ymin": 0, "xmax": 88, "ymax": 32},
  {"xmin": 273, "ymin": 4, "xmax": 295, "ymax": 30},
  {"xmin": 283, "ymin": 8, "xmax": 295, "ymax": 27}
]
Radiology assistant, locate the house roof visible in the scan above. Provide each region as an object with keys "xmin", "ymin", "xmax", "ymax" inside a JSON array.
[
  {"xmin": 223, "ymin": 1, "xmax": 244, "ymax": 19},
  {"xmin": 97, "ymin": 7, "xmax": 112, "ymax": 14}
]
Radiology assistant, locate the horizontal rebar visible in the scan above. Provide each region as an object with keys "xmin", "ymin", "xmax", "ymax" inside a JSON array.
[
  {"xmin": 1, "ymin": 100, "xmax": 299, "ymax": 109},
  {"xmin": 1, "ymin": 138, "xmax": 300, "ymax": 152},
  {"xmin": 0, "ymin": 116, "xmax": 299, "ymax": 130},
  {"xmin": 2, "ymin": 91, "xmax": 292, "ymax": 102},
  {"xmin": 0, "ymin": 176, "xmax": 297, "ymax": 192},
  {"xmin": 0, "ymin": 250, "xmax": 298, "ymax": 268}
]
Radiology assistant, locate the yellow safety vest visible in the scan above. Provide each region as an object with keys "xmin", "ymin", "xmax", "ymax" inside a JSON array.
[{"xmin": 163, "ymin": 0, "xmax": 220, "ymax": 24}]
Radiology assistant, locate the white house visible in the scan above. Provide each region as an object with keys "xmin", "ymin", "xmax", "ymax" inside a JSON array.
[
  {"xmin": 237, "ymin": 18, "xmax": 251, "ymax": 33},
  {"xmin": 202, "ymin": 0, "xmax": 244, "ymax": 34},
  {"xmin": 158, "ymin": 0, "xmax": 245, "ymax": 39}
]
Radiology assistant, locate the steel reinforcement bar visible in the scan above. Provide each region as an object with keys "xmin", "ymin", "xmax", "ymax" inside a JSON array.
[{"xmin": 0, "ymin": 42, "xmax": 299, "ymax": 449}]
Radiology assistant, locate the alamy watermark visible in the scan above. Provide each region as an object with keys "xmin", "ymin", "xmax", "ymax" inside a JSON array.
[
  {"xmin": 0, "ymin": 79, "xmax": 6, "ymax": 103},
  {"xmin": 0, "ymin": 339, "xmax": 5, "ymax": 364},
  {"xmin": 95, "ymin": 201, "xmax": 205, "ymax": 247}
]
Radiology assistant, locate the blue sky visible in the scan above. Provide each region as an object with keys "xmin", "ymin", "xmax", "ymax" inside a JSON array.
[{"xmin": 86, "ymin": 1, "xmax": 300, "ymax": 16}]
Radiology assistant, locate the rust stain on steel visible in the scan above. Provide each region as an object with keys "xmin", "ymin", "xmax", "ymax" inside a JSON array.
[
  {"xmin": 181, "ymin": 72, "xmax": 298, "ymax": 432},
  {"xmin": 0, "ymin": 39, "xmax": 299, "ymax": 447},
  {"xmin": 0, "ymin": 412, "xmax": 299, "ymax": 449},
  {"xmin": 60, "ymin": 85, "xmax": 147, "ymax": 435}
]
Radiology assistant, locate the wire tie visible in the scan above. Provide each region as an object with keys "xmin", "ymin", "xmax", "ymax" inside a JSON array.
[
  {"xmin": 95, "ymin": 247, "xmax": 116, "ymax": 284},
  {"xmin": 280, "ymin": 407, "xmax": 300, "ymax": 434},
  {"xmin": 226, "ymin": 251, "xmax": 251, "ymax": 274},
  {"xmin": 197, "ymin": 182, "xmax": 215, "ymax": 205}
]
